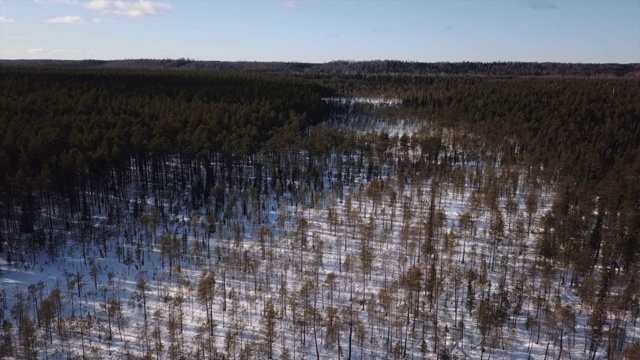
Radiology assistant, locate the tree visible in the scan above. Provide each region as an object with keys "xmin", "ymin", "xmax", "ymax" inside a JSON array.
[
  {"xmin": 0, "ymin": 319, "xmax": 13, "ymax": 358},
  {"xmin": 261, "ymin": 299, "xmax": 277, "ymax": 359},
  {"xmin": 525, "ymin": 190, "xmax": 538, "ymax": 235},
  {"xmin": 160, "ymin": 232, "xmax": 181, "ymax": 277},
  {"xmin": 12, "ymin": 289, "xmax": 36, "ymax": 360},
  {"xmin": 401, "ymin": 265, "xmax": 422, "ymax": 323},
  {"xmin": 325, "ymin": 272, "xmax": 337, "ymax": 308},
  {"xmin": 152, "ymin": 309, "xmax": 164, "ymax": 360},
  {"xmin": 197, "ymin": 270, "xmax": 216, "ymax": 336},
  {"xmin": 135, "ymin": 274, "xmax": 149, "ymax": 321}
]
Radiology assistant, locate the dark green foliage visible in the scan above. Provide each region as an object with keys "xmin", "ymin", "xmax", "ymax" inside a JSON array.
[
  {"xmin": 0, "ymin": 68, "xmax": 334, "ymax": 209},
  {"xmin": 326, "ymin": 74, "xmax": 640, "ymax": 277},
  {"xmin": 0, "ymin": 61, "xmax": 638, "ymax": 360}
]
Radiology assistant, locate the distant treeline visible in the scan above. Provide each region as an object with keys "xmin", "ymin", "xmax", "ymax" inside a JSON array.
[{"xmin": 1, "ymin": 59, "xmax": 639, "ymax": 77}]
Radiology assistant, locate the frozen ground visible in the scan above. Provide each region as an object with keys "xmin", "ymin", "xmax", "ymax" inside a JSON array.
[{"xmin": 0, "ymin": 100, "xmax": 637, "ymax": 359}]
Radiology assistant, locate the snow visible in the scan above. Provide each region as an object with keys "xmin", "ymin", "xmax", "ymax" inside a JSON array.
[
  {"xmin": 322, "ymin": 97, "xmax": 402, "ymax": 106},
  {"xmin": 0, "ymin": 99, "xmax": 636, "ymax": 359}
]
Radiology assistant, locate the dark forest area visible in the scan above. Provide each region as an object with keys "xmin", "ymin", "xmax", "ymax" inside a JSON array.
[
  {"xmin": 2, "ymin": 59, "xmax": 639, "ymax": 77},
  {"xmin": 0, "ymin": 66, "xmax": 639, "ymax": 359}
]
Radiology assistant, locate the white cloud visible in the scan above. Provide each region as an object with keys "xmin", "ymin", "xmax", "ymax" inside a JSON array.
[
  {"xmin": 84, "ymin": 0, "xmax": 170, "ymax": 18},
  {"xmin": 85, "ymin": 0, "xmax": 110, "ymax": 11},
  {"xmin": 92, "ymin": 17, "xmax": 105, "ymax": 24},
  {"xmin": 0, "ymin": 16, "xmax": 15, "ymax": 23},
  {"xmin": 27, "ymin": 48, "xmax": 44, "ymax": 54},
  {"xmin": 45, "ymin": 15, "xmax": 83, "ymax": 24}
]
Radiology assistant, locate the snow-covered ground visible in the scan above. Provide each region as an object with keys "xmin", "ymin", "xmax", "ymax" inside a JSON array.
[
  {"xmin": 322, "ymin": 97, "xmax": 402, "ymax": 106},
  {"xmin": 0, "ymin": 100, "xmax": 636, "ymax": 359}
]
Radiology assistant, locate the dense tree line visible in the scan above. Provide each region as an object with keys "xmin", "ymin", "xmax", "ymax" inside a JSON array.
[
  {"xmin": 328, "ymin": 73, "xmax": 640, "ymax": 288},
  {"xmin": 2, "ymin": 59, "xmax": 638, "ymax": 77},
  {"xmin": 0, "ymin": 68, "xmax": 340, "ymax": 271},
  {"xmin": 0, "ymin": 66, "xmax": 639, "ymax": 359},
  {"xmin": 411, "ymin": 76, "xmax": 640, "ymax": 275},
  {"xmin": 2, "ymin": 67, "xmax": 639, "ymax": 293},
  {"xmin": 0, "ymin": 69, "xmax": 332, "ymax": 209}
]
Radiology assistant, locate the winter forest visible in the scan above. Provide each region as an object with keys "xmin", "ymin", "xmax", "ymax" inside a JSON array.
[{"xmin": 0, "ymin": 65, "xmax": 639, "ymax": 359}]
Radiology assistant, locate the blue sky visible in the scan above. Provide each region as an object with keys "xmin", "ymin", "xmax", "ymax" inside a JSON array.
[{"xmin": 1, "ymin": 0, "xmax": 638, "ymax": 63}]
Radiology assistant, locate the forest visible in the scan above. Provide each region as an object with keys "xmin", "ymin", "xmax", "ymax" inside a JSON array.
[
  {"xmin": 2, "ymin": 59, "xmax": 639, "ymax": 77},
  {"xmin": 0, "ymin": 65, "xmax": 639, "ymax": 359}
]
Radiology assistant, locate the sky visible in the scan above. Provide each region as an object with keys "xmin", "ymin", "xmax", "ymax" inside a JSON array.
[{"xmin": 0, "ymin": 0, "xmax": 638, "ymax": 63}]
